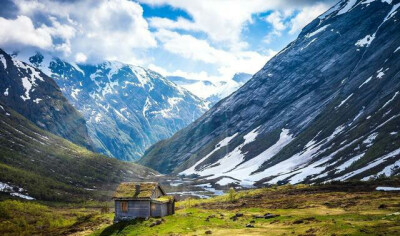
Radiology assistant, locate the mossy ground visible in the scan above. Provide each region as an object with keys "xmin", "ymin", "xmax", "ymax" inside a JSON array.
[
  {"xmin": 0, "ymin": 200, "xmax": 113, "ymax": 236},
  {"xmin": 91, "ymin": 184, "xmax": 400, "ymax": 236},
  {"xmin": 1, "ymin": 183, "xmax": 400, "ymax": 236}
]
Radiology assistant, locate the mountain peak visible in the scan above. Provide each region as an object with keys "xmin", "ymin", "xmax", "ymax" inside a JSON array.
[
  {"xmin": 13, "ymin": 52, "xmax": 208, "ymax": 161},
  {"xmin": 138, "ymin": 0, "xmax": 400, "ymax": 185}
]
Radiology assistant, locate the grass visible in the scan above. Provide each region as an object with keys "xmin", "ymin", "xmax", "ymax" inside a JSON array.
[
  {"xmin": 0, "ymin": 106, "xmax": 157, "ymax": 203},
  {"xmin": 1, "ymin": 183, "xmax": 399, "ymax": 235},
  {"xmin": 0, "ymin": 200, "xmax": 114, "ymax": 236},
  {"xmin": 90, "ymin": 184, "xmax": 400, "ymax": 236}
]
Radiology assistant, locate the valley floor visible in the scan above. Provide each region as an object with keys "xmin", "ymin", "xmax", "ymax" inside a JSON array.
[
  {"xmin": 91, "ymin": 184, "xmax": 400, "ymax": 236},
  {"xmin": 1, "ymin": 182, "xmax": 400, "ymax": 236}
]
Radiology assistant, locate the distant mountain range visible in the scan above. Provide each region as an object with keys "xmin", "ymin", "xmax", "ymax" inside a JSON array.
[
  {"xmin": 13, "ymin": 51, "xmax": 208, "ymax": 161},
  {"xmin": 167, "ymin": 72, "xmax": 252, "ymax": 105},
  {"xmin": 139, "ymin": 0, "xmax": 400, "ymax": 186}
]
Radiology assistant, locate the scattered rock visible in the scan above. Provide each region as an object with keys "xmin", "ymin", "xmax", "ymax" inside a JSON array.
[
  {"xmin": 250, "ymin": 220, "xmax": 255, "ymax": 224},
  {"xmin": 205, "ymin": 230, "xmax": 212, "ymax": 234},
  {"xmin": 378, "ymin": 204, "xmax": 388, "ymax": 209},
  {"xmin": 235, "ymin": 213, "xmax": 244, "ymax": 217},
  {"xmin": 264, "ymin": 213, "xmax": 280, "ymax": 219},
  {"xmin": 306, "ymin": 228, "xmax": 317, "ymax": 233},
  {"xmin": 293, "ymin": 219, "xmax": 304, "ymax": 224},
  {"xmin": 246, "ymin": 224, "xmax": 254, "ymax": 228},
  {"xmin": 230, "ymin": 215, "xmax": 238, "ymax": 221},
  {"xmin": 149, "ymin": 219, "xmax": 163, "ymax": 227}
]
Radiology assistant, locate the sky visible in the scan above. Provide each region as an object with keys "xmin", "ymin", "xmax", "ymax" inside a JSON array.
[{"xmin": 0, "ymin": 0, "xmax": 338, "ymax": 82}]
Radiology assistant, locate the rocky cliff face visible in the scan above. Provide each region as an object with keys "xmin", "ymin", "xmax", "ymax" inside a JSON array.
[
  {"xmin": 0, "ymin": 49, "xmax": 93, "ymax": 149},
  {"xmin": 139, "ymin": 0, "xmax": 400, "ymax": 186},
  {"xmin": 21, "ymin": 54, "xmax": 208, "ymax": 161}
]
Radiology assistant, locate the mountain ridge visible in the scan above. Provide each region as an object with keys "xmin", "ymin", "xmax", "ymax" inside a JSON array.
[
  {"xmin": 0, "ymin": 49, "xmax": 93, "ymax": 149},
  {"xmin": 15, "ymin": 52, "xmax": 208, "ymax": 161},
  {"xmin": 139, "ymin": 0, "xmax": 400, "ymax": 186}
]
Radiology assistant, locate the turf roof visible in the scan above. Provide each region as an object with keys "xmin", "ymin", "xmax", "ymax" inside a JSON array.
[
  {"xmin": 154, "ymin": 195, "xmax": 174, "ymax": 203},
  {"xmin": 113, "ymin": 182, "xmax": 159, "ymax": 199}
]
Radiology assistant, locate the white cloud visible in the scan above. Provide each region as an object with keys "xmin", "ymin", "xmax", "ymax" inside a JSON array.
[
  {"xmin": 266, "ymin": 11, "xmax": 290, "ymax": 31},
  {"xmin": 5, "ymin": 0, "xmax": 157, "ymax": 64},
  {"xmin": 139, "ymin": 0, "xmax": 333, "ymax": 48},
  {"xmin": 263, "ymin": 3, "xmax": 329, "ymax": 43},
  {"xmin": 149, "ymin": 17, "xmax": 200, "ymax": 31},
  {"xmin": 289, "ymin": 4, "xmax": 329, "ymax": 34},
  {"xmin": 153, "ymin": 29, "xmax": 276, "ymax": 81},
  {"xmin": 0, "ymin": 15, "xmax": 52, "ymax": 49},
  {"xmin": 75, "ymin": 52, "xmax": 87, "ymax": 63},
  {"xmin": 1, "ymin": 0, "xmax": 334, "ymax": 89}
]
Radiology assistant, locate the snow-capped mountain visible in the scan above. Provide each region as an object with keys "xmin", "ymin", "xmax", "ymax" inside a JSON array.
[
  {"xmin": 167, "ymin": 73, "xmax": 252, "ymax": 105},
  {"xmin": 0, "ymin": 49, "xmax": 93, "ymax": 149},
  {"xmin": 139, "ymin": 0, "xmax": 400, "ymax": 186},
  {"xmin": 17, "ymin": 52, "xmax": 208, "ymax": 161}
]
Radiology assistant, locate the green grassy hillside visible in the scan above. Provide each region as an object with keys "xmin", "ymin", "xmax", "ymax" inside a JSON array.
[
  {"xmin": 0, "ymin": 103, "xmax": 157, "ymax": 202},
  {"xmin": 92, "ymin": 181, "xmax": 400, "ymax": 236}
]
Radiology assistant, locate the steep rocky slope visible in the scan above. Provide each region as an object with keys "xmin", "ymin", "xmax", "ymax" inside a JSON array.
[
  {"xmin": 0, "ymin": 49, "xmax": 92, "ymax": 149},
  {"xmin": 139, "ymin": 0, "xmax": 400, "ymax": 186},
  {"xmin": 0, "ymin": 102, "xmax": 157, "ymax": 202},
  {"xmin": 17, "ymin": 53, "xmax": 208, "ymax": 161}
]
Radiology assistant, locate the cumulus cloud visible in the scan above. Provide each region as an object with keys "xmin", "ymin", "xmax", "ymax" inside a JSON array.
[
  {"xmin": 142, "ymin": 0, "xmax": 333, "ymax": 82},
  {"xmin": 289, "ymin": 4, "xmax": 330, "ymax": 34},
  {"xmin": 0, "ymin": 0, "xmax": 336, "ymax": 85},
  {"xmin": 149, "ymin": 17, "xmax": 200, "ymax": 31},
  {"xmin": 75, "ymin": 52, "xmax": 87, "ymax": 63},
  {"xmin": 0, "ymin": 15, "xmax": 52, "ymax": 49},
  {"xmin": 140, "ymin": 0, "xmax": 335, "ymax": 48},
  {"xmin": 1, "ymin": 0, "xmax": 156, "ymax": 64},
  {"xmin": 153, "ymin": 29, "xmax": 276, "ymax": 81}
]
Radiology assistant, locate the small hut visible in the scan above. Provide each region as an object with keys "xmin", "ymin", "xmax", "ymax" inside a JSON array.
[{"xmin": 112, "ymin": 182, "xmax": 175, "ymax": 222}]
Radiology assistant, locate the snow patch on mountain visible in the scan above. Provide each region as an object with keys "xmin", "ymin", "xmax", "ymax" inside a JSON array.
[
  {"xmin": 337, "ymin": 94, "xmax": 353, "ymax": 108},
  {"xmin": 0, "ymin": 54, "xmax": 6, "ymax": 69},
  {"xmin": 337, "ymin": 0, "xmax": 358, "ymax": 15},
  {"xmin": 306, "ymin": 24, "xmax": 330, "ymax": 38},
  {"xmin": 383, "ymin": 3, "xmax": 400, "ymax": 22},
  {"xmin": 382, "ymin": 92, "xmax": 399, "ymax": 109},
  {"xmin": 335, "ymin": 148, "xmax": 400, "ymax": 181},
  {"xmin": 359, "ymin": 76, "xmax": 372, "ymax": 88},
  {"xmin": 0, "ymin": 182, "xmax": 35, "ymax": 200},
  {"xmin": 363, "ymin": 132, "xmax": 378, "ymax": 147},
  {"xmin": 335, "ymin": 153, "xmax": 365, "ymax": 172},
  {"xmin": 356, "ymin": 34, "xmax": 376, "ymax": 47},
  {"xmin": 216, "ymin": 177, "xmax": 240, "ymax": 186}
]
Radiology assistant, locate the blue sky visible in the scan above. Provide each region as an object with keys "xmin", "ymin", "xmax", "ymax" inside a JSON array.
[{"xmin": 0, "ymin": 0, "xmax": 337, "ymax": 82}]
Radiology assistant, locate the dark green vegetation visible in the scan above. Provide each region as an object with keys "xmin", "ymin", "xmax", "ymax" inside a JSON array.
[
  {"xmin": 0, "ymin": 103, "xmax": 157, "ymax": 202},
  {"xmin": 0, "ymin": 200, "xmax": 114, "ymax": 236},
  {"xmin": 92, "ymin": 181, "xmax": 400, "ymax": 236}
]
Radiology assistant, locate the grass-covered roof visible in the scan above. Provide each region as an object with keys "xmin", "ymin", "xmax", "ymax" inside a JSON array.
[
  {"xmin": 154, "ymin": 195, "xmax": 174, "ymax": 203},
  {"xmin": 113, "ymin": 182, "xmax": 161, "ymax": 199}
]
